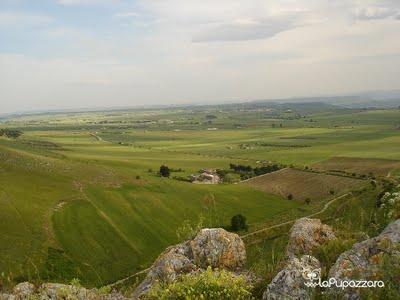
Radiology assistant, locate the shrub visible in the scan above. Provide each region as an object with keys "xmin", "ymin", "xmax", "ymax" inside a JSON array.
[
  {"xmin": 176, "ymin": 215, "xmax": 205, "ymax": 241},
  {"xmin": 146, "ymin": 267, "xmax": 253, "ymax": 300},
  {"xmin": 231, "ymin": 214, "xmax": 247, "ymax": 231},
  {"xmin": 287, "ymin": 194, "xmax": 293, "ymax": 200},
  {"xmin": 159, "ymin": 165, "xmax": 170, "ymax": 177}
]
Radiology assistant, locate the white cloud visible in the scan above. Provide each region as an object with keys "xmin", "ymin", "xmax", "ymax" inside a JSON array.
[
  {"xmin": 0, "ymin": 11, "xmax": 53, "ymax": 27},
  {"xmin": 114, "ymin": 12, "xmax": 140, "ymax": 18},
  {"xmin": 354, "ymin": 6, "xmax": 400, "ymax": 20},
  {"xmin": 1, "ymin": 0, "xmax": 400, "ymax": 113},
  {"xmin": 192, "ymin": 15, "xmax": 301, "ymax": 42}
]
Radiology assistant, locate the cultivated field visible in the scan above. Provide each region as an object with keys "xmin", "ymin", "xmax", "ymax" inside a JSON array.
[
  {"xmin": 241, "ymin": 168, "xmax": 366, "ymax": 201},
  {"xmin": 311, "ymin": 156, "xmax": 400, "ymax": 176},
  {"xmin": 1, "ymin": 103, "xmax": 399, "ymax": 287}
]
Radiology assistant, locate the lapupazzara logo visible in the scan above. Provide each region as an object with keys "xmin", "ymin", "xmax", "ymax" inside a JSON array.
[
  {"xmin": 301, "ymin": 267, "xmax": 385, "ymax": 289},
  {"xmin": 302, "ymin": 267, "xmax": 321, "ymax": 288}
]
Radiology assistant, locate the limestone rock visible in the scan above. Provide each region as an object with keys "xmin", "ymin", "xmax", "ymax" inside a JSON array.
[
  {"xmin": 328, "ymin": 219, "xmax": 400, "ymax": 299},
  {"xmin": 263, "ymin": 255, "xmax": 321, "ymax": 300},
  {"xmin": 131, "ymin": 242, "xmax": 196, "ymax": 298},
  {"xmin": 132, "ymin": 228, "xmax": 246, "ymax": 298},
  {"xmin": 286, "ymin": 218, "xmax": 336, "ymax": 257},
  {"xmin": 1, "ymin": 283, "xmax": 128, "ymax": 300},
  {"xmin": 12, "ymin": 282, "xmax": 35, "ymax": 299},
  {"xmin": 39, "ymin": 283, "xmax": 97, "ymax": 299},
  {"xmin": 190, "ymin": 228, "xmax": 246, "ymax": 270}
]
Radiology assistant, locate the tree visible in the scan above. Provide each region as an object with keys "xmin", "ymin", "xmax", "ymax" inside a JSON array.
[
  {"xmin": 287, "ymin": 194, "xmax": 293, "ymax": 200},
  {"xmin": 159, "ymin": 165, "xmax": 170, "ymax": 177},
  {"xmin": 231, "ymin": 214, "xmax": 247, "ymax": 231},
  {"xmin": 305, "ymin": 198, "xmax": 311, "ymax": 205}
]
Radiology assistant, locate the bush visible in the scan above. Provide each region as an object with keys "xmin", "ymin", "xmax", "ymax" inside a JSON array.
[
  {"xmin": 159, "ymin": 165, "xmax": 170, "ymax": 177},
  {"xmin": 231, "ymin": 214, "xmax": 247, "ymax": 231},
  {"xmin": 176, "ymin": 215, "xmax": 205, "ymax": 241},
  {"xmin": 287, "ymin": 194, "xmax": 293, "ymax": 200},
  {"xmin": 146, "ymin": 267, "xmax": 253, "ymax": 300}
]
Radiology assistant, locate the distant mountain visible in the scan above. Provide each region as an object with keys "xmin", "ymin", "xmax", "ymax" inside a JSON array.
[{"xmin": 251, "ymin": 90, "xmax": 400, "ymax": 109}]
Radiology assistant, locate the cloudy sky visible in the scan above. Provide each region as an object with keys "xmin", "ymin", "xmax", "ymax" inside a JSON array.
[{"xmin": 1, "ymin": 0, "xmax": 400, "ymax": 113}]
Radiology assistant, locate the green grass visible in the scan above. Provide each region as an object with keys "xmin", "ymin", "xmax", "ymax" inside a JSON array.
[
  {"xmin": 52, "ymin": 181, "xmax": 297, "ymax": 286},
  {"xmin": 1, "ymin": 106, "xmax": 400, "ymax": 288}
]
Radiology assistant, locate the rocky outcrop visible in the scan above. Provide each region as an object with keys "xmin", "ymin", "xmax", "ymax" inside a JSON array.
[
  {"xmin": 191, "ymin": 228, "xmax": 246, "ymax": 270},
  {"xmin": 262, "ymin": 218, "xmax": 334, "ymax": 300},
  {"xmin": 263, "ymin": 255, "xmax": 320, "ymax": 300},
  {"xmin": 0, "ymin": 282, "xmax": 127, "ymax": 300},
  {"xmin": 286, "ymin": 217, "xmax": 336, "ymax": 257},
  {"xmin": 0, "ymin": 228, "xmax": 245, "ymax": 300},
  {"xmin": 263, "ymin": 218, "xmax": 335, "ymax": 299},
  {"xmin": 132, "ymin": 228, "xmax": 246, "ymax": 298},
  {"xmin": 328, "ymin": 219, "xmax": 400, "ymax": 299}
]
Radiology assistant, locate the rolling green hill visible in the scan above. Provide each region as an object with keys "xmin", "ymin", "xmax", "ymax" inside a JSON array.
[{"xmin": 1, "ymin": 105, "xmax": 400, "ymax": 288}]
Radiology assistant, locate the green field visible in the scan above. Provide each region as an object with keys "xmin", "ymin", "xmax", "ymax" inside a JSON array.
[{"xmin": 1, "ymin": 103, "xmax": 400, "ymax": 287}]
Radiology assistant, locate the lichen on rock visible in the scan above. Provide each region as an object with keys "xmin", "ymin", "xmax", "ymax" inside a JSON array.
[
  {"xmin": 263, "ymin": 255, "xmax": 321, "ymax": 300},
  {"xmin": 328, "ymin": 219, "xmax": 400, "ymax": 299},
  {"xmin": 286, "ymin": 217, "xmax": 336, "ymax": 257},
  {"xmin": 132, "ymin": 228, "xmax": 246, "ymax": 298}
]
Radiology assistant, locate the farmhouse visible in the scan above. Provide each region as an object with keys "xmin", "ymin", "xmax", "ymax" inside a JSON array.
[{"xmin": 190, "ymin": 168, "xmax": 221, "ymax": 184}]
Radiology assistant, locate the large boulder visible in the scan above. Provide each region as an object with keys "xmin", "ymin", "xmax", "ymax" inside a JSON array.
[
  {"xmin": 190, "ymin": 228, "xmax": 246, "ymax": 270},
  {"xmin": 263, "ymin": 255, "xmax": 321, "ymax": 300},
  {"xmin": 132, "ymin": 228, "xmax": 246, "ymax": 298},
  {"xmin": 131, "ymin": 242, "xmax": 197, "ymax": 298},
  {"xmin": 286, "ymin": 218, "xmax": 336, "ymax": 257},
  {"xmin": 328, "ymin": 219, "xmax": 400, "ymax": 299}
]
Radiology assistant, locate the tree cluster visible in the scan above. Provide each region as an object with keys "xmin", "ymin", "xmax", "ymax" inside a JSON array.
[
  {"xmin": 228, "ymin": 163, "xmax": 281, "ymax": 179},
  {"xmin": 0, "ymin": 129, "xmax": 23, "ymax": 138}
]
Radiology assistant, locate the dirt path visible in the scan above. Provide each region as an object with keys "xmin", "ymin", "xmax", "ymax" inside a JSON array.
[
  {"xmin": 90, "ymin": 133, "xmax": 103, "ymax": 141},
  {"xmin": 240, "ymin": 192, "xmax": 350, "ymax": 240}
]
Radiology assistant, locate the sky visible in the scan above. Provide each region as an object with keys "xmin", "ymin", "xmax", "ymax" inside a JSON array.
[{"xmin": 0, "ymin": 0, "xmax": 400, "ymax": 113}]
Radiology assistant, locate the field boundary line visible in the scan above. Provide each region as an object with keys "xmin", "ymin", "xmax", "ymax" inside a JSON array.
[
  {"xmin": 75, "ymin": 182, "xmax": 141, "ymax": 254},
  {"xmin": 238, "ymin": 167, "xmax": 289, "ymax": 184}
]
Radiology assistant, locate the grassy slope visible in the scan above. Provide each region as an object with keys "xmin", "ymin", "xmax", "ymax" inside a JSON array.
[
  {"xmin": 0, "ymin": 137, "xmax": 297, "ymax": 287},
  {"xmin": 1, "ymin": 108, "xmax": 400, "ymax": 287}
]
